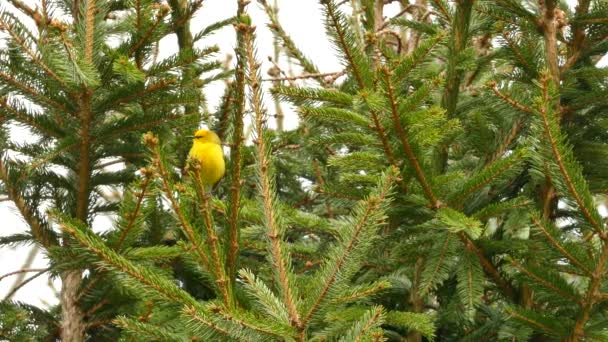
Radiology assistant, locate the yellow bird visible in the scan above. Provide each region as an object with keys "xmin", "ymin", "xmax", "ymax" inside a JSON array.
[{"xmin": 188, "ymin": 129, "xmax": 225, "ymax": 186}]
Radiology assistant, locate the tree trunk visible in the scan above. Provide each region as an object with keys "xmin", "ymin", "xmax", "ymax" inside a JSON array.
[{"xmin": 60, "ymin": 270, "xmax": 85, "ymax": 342}]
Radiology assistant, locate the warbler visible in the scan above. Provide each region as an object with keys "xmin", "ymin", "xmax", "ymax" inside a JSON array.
[{"xmin": 188, "ymin": 129, "xmax": 225, "ymax": 186}]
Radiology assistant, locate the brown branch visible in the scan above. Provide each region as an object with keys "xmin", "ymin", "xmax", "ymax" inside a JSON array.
[
  {"xmin": 0, "ymin": 268, "xmax": 48, "ymax": 283},
  {"xmin": 0, "ymin": 98, "xmax": 60, "ymax": 138},
  {"xmin": 487, "ymin": 82, "xmax": 533, "ymax": 113},
  {"xmin": 301, "ymin": 172, "xmax": 394, "ymax": 326},
  {"xmin": 429, "ymin": 0, "xmax": 451, "ymax": 20},
  {"xmin": 531, "ymin": 216, "xmax": 592, "ymax": 275},
  {"xmin": 181, "ymin": 306, "xmax": 237, "ymax": 339},
  {"xmin": 459, "ymin": 233, "xmax": 517, "ymax": 301},
  {"xmin": 570, "ymin": 238, "xmax": 608, "ymax": 340},
  {"xmin": 500, "ymin": 32, "xmax": 535, "ymax": 74},
  {"xmin": 539, "ymin": 0, "xmax": 560, "ymax": 84},
  {"xmin": 536, "ymin": 77, "xmax": 602, "ymax": 234},
  {"xmin": 191, "ymin": 165, "xmax": 232, "ymax": 308},
  {"xmin": 563, "ymin": 0, "xmax": 590, "ymax": 72},
  {"xmin": 510, "ymin": 258, "xmax": 581, "ymax": 303},
  {"xmin": 84, "ymin": 0, "xmax": 96, "ymax": 64},
  {"xmin": 0, "ymin": 18, "xmax": 69, "ymax": 90},
  {"xmin": 115, "ymin": 170, "xmax": 153, "ymax": 250},
  {"xmin": 0, "ymin": 159, "xmax": 57, "ymax": 247},
  {"xmin": 322, "ymin": 0, "xmax": 365, "ymax": 88},
  {"xmin": 224, "ymin": 9, "xmax": 248, "ymax": 306},
  {"xmin": 84, "ymin": 298, "xmax": 109, "ymax": 318},
  {"xmin": 376, "ymin": 29, "xmax": 403, "ymax": 54},
  {"xmin": 243, "ymin": 22, "xmax": 303, "ymax": 330},
  {"xmin": 144, "ymin": 134, "xmax": 211, "ymax": 270},
  {"xmin": 383, "ymin": 68, "xmax": 440, "ymax": 208},
  {"xmin": 2, "ymin": 269, "xmax": 48, "ymax": 301},
  {"xmin": 6, "ymin": 0, "xmax": 51, "ymax": 28},
  {"xmin": 128, "ymin": 12, "xmax": 167, "ymax": 59},
  {"xmin": 0, "ymin": 71, "xmax": 69, "ymax": 112},
  {"xmin": 487, "ymin": 117, "xmax": 525, "ymax": 164},
  {"xmin": 262, "ymin": 71, "xmax": 344, "ymax": 82},
  {"xmin": 312, "ymin": 159, "xmax": 333, "ymax": 218}
]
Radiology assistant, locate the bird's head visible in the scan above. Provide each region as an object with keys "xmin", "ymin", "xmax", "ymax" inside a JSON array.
[{"xmin": 192, "ymin": 129, "xmax": 221, "ymax": 145}]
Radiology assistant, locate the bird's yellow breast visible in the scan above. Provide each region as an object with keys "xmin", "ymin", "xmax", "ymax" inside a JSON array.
[{"xmin": 188, "ymin": 142, "xmax": 225, "ymax": 186}]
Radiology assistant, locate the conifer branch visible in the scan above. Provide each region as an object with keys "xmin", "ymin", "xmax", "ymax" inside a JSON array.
[
  {"xmin": 421, "ymin": 233, "xmax": 453, "ymax": 294},
  {"xmin": 383, "ymin": 69, "xmax": 439, "ymax": 208},
  {"xmin": 509, "ymin": 258, "xmax": 581, "ymax": 303},
  {"xmin": 243, "ymin": 22, "xmax": 302, "ymax": 330},
  {"xmin": 0, "ymin": 71, "xmax": 69, "ymax": 112},
  {"xmin": 571, "ymin": 242, "xmax": 608, "ymax": 340},
  {"xmin": 225, "ymin": 6, "xmax": 248, "ymax": 300},
  {"xmin": 0, "ymin": 159, "xmax": 57, "ymax": 247},
  {"xmin": 144, "ymin": 134, "xmax": 211, "ymax": 270},
  {"xmin": 321, "ymin": 0, "xmax": 366, "ymax": 88},
  {"xmin": 191, "ymin": 166, "xmax": 232, "ymax": 308},
  {"xmin": 129, "ymin": 16, "xmax": 166, "ymax": 60},
  {"xmin": 459, "ymin": 233, "xmax": 517, "ymax": 300},
  {"xmin": 55, "ymin": 214, "xmax": 199, "ymax": 306},
  {"xmin": 392, "ymin": 31, "xmax": 445, "ymax": 84},
  {"xmin": 263, "ymin": 71, "xmax": 344, "ymax": 82},
  {"xmin": 2, "ymin": 269, "xmax": 47, "ymax": 301},
  {"xmin": 0, "ymin": 98, "xmax": 60, "ymax": 138},
  {"xmin": 312, "ymin": 159, "xmax": 334, "ymax": 218},
  {"xmin": 500, "ymin": 32, "xmax": 536, "ymax": 76},
  {"xmin": 113, "ymin": 316, "xmax": 185, "ymax": 341},
  {"xmin": 487, "ymin": 81, "xmax": 533, "ymax": 113},
  {"xmin": 115, "ymin": 169, "xmax": 153, "ymax": 250},
  {"xmin": 505, "ymin": 307, "xmax": 560, "ymax": 336},
  {"xmin": 181, "ymin": 306, "xmax": 238, "ymax": 339},
  {"xmin": 214, "ymin": 306, "xmax": 293, "ymax": 339},
  {"xmin": 487, "ymin": 117, "xmax": 525, "ymax": 164},
  {"xmin": 110, "ymin": 79, "xmax": 177, "ymax": 106},
  {"xmin": 531, "ymin": 216, "xmax": 591, "ymax": 275},
  {"xmin": 563, "ymin": 0, "xmax": 590, "ymax": 72},
  {"xmin": 449, "ymin": 149, "xmax": 525, "ymax": 206},
  {"xmin": 429, "ymin": 0, "xmax": 451, "ymax": 21},
  {"xmin": 302, "ymin": 169, "xmax": 395, "ymax": 326},
  {"xmin": 0, "ymin": 268, "xmax": 49, "ymax": 282},
  {"xmin": 536, "ymin": 76, "xmax": 602, "ymax": 234},
  {"xmin": 97, "ymin": 114, "xmax": 183, "ymax": 140},
  {"xmin": 441, "ymin": 0, "xmax": 473, "ymax": 118},
  {"xmin": 369, "ymin": 107, "xmax": 399, "ymax": 169},
  {"xmin": 0, "ymin": 17, "xmax": 70, "ymax": 89}
]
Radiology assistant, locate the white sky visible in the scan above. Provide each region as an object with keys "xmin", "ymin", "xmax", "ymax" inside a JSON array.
[{"xmin": 0, "ymin": 0, "xmax": 605, "ymax": 309}]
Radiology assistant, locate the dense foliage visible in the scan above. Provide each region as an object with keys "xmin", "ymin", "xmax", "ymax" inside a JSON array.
[{"xmin": 1, "ymin": 0, "xmax": 608, "ymax": 341}]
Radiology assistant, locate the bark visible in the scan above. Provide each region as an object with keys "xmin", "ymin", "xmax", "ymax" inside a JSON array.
[
  {"xmin": 540, "ymin": 0, "xmax": 560, "ymax": 85},
  {"xmin": 60, "ymin": 270, "xmax": 85, "ymax": 342},
  {"xmin": 407, "ymin": 0, "xmax": 429, "ymax": 54}
]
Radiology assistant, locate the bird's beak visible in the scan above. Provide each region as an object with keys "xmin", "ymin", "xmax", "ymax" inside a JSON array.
[{"xmin": 187, "ymin": 135, "xmax": 195, "ymax": 139}]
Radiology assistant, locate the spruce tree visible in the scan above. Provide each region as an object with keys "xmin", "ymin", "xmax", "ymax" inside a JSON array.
[
  {"xmin": 0, "ymin": 0, "xmax": 228, "ymax": 340},
  {"xmin": 2, "ymin": 0, "xmax": 608, "ymax": 341}
]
